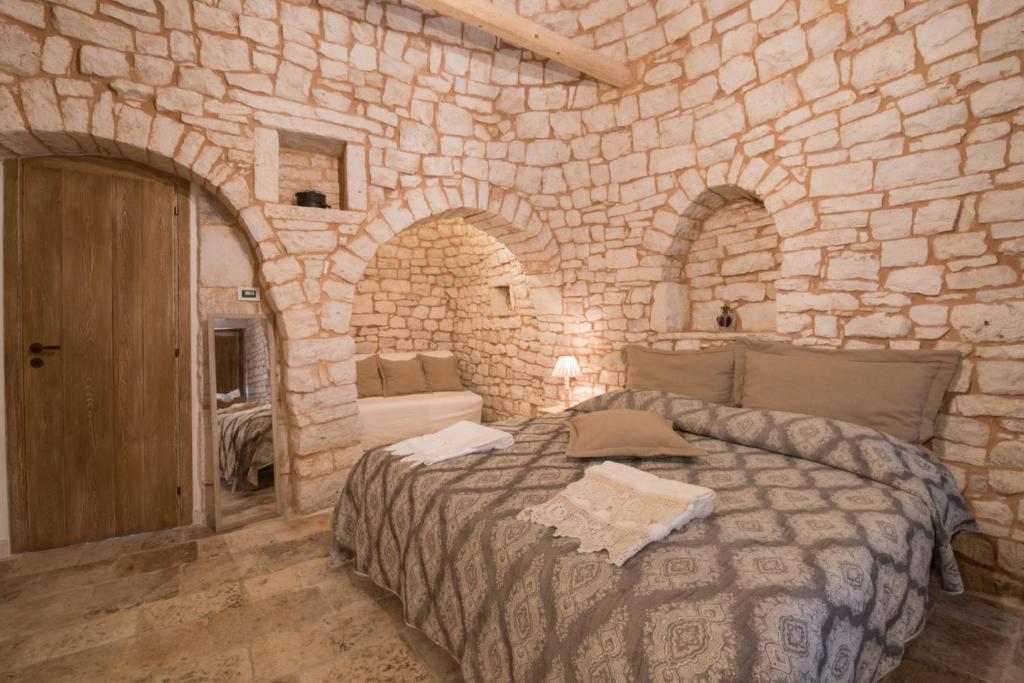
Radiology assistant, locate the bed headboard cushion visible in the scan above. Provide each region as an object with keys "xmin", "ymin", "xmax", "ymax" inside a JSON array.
[
  {"xmin": 735, "ymin": 341, "xmax": 960, "ymax": 444},
  {"xmin": 623, "ymin": 345, "xmax": 736, "ymax": 405}
]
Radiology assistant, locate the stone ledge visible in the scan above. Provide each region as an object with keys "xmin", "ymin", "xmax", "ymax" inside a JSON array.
[
  {"xmin": 648, "ymin": 332, "xmax": 791, "ymax": 341},
  {"xmin": 266, "ymin": 203, "xmax": 366, "ymax": 231}
]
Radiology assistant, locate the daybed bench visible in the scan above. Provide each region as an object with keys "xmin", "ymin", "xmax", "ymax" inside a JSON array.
[{"xmin": 355, "ymin": 350, "xmax": 483, "ymax": 450}]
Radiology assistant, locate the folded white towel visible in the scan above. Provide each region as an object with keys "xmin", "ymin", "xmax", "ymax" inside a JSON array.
[
  {"xmin": 387, "ymin": 420, "xmax": 514, "ymax": 465},
  {"xmin": 518, "ymin": 461, "xmax": 715, "ymax": 565}
]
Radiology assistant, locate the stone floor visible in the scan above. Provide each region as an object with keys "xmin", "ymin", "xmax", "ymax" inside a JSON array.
[
  {"xmin": 0, "ymin": 511, "xmax": 1020, "ymax": 682},
  {"xmin": 220, "ymin": 483, "xmax": 277, "ymax": 529}
]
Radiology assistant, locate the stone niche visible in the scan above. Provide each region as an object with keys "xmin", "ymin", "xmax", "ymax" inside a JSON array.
[
  {"xmin": 253, "ymin": 126, "xmax": 367, "ymax": 212},
  {"xmin": 674, "ymin": 190, "xmax": 781, "ymax": 333},
  {"xmin": 279, "ymin": 139, "xmax": 343, "ymax": 210}
]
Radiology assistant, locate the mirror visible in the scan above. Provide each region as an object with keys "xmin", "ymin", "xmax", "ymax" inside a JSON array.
[{"xmin": 206, "ymin": 315, "xmax": 281, "ymax": 531}]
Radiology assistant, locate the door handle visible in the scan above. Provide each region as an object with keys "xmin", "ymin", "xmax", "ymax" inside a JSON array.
[{"xmin": 29, "ymin": 342, "xmax": 61, "ymax": 354}]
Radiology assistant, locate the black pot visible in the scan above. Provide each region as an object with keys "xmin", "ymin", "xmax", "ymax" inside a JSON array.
[{"xmin": 295, "ymin": 190, "xmax": 329, "ymax": 208}]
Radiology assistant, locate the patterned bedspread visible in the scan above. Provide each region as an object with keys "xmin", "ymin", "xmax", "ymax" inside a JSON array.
[
  {"xmin": 217, "ymin": 403, "xmax": 273, "ymax": 488},
  {"xmin": 331, "ymin": 390, "xmax": 976, "ymax": 682}
]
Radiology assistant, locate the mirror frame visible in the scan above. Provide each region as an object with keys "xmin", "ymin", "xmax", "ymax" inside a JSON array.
[{"xmin": 205, "ymin": 313, "xmax": 286, "ymax": 532}]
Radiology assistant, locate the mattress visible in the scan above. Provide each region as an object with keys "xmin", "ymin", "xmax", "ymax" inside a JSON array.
[{"xmin": 358, "ymin": 390, "xmax": 483, "ymax": 450}]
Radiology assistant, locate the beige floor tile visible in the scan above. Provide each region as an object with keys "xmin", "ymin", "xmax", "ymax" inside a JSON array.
[
  {"xmin": 0, "ymin": 586, "xmax": 94, "ymax": 639},
  {"xmin": 248, "ymin": 620, "xmax": 341, "ymax": 681},
  {"xmin": 0, "ymin": 544, "xmax": 83, "ymax": 578},
  {"xmin": 140, "ymin": 579, "xmax": 246, "ymax": 631},
  {"xmin": 76, "ymin": 527, "xmax": 186, "ymax": 565},
  {"xmin": 242, "ymin": 557, "xmax": 331, "ymax": 602},
  {"xmin": 13, "ymin": 609, "xmax": 140, "ymax": 668},
  {"xmin": 205, "ymin": 586, "xmax": 332, "ymax": 652},
  {"xmin": 179, "ymin": 551, "xmax": 255, "ymax": 595},
  {"xmin": 299, "ymin": 634, "xmax": 433, "ymax": 683},
  {"xmin": 150, "ymin": 645, "xmax": 254, "ymax": 683},
  {"xmin": 4, "ymin": 511, "xmax": 1021, "ymax": 683},
  {"xmin": 83, "ymin": 565, "xmax": 182, "ymax": 616}
]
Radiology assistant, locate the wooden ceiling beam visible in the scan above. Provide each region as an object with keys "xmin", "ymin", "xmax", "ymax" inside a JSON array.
[{"xmin": 410, "ymin": 0, "xmax": 632, "ymax": 88}]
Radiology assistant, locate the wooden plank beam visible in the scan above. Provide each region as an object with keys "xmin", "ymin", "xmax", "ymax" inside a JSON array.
[{"xmin": 410, "ymin": 0, "xmax": 632, "ymax": 88}]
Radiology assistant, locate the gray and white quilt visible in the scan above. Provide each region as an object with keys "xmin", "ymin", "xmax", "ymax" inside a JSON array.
[
  {"xmin": 331, "ymin": 390, "xmax": 976, "ymax": 682},
  {"xmin": 218, "ymin": 403, "xmax": 273, "ymax": 489}
]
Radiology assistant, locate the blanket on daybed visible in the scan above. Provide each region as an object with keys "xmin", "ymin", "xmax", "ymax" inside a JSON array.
[{"xmin": 331, "ymin": 389, "xmax": 976, "ymax": 683}]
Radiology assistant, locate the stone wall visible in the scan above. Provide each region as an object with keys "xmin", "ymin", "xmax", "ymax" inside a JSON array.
[
  {"xmin": 354, "ymin": 218, "xmax": 564, "ymax": 419},
  {"xmin": 2, "ymin": 0, "xmax": 1024, "ymax": 593},
  {"xmin": 243, "ymin": 318, "xmax": 272, "ymax": 404},
  {"xmin": 195, "ymin": 189, "xmax": 273, "ymax": 524}
]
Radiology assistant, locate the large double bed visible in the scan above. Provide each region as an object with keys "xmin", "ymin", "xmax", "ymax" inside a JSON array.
[
  {"xmin": 331, "ymin": 388, "xmax": 975, "ymax": 682},
  {"xmin": 332, "ymin": 339, "xmax": 976, "ymax": 681}
]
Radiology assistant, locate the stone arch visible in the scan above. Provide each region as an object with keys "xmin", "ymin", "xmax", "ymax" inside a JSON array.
[
  {"xmin": 0, "ymin": 97, "xmax": 327, "ymax": 511},
  {"xmin": 332, "ymin": 182, "xmax": 568, "ymax": 422},
  {"xmin": 0, "ymin": 87, "xmax": 279, "ymax": 270},
  {"xmin": 328, "ymin": 180, "xmax": 561, "ymax": 287},
  {"xmin": 663, "ymin": 151, "xmax": 807, "ymax": 270},
  {"xmin": 666, "ymin": 185, "xmax": 768, "ymax": 280}
]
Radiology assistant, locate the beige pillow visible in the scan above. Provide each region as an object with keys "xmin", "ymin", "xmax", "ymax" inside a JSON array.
[
  {"xmin": 735, "ymin": 341, "xmax": 960, "ymax": 444},
  {"xmin": 419, "ymin": 354, "xmax": 464, "ymax": 392},
  {"xmin": 380, "ymin": 357, "xmax": 428, "ymax": 396},
  {"xmin": 624, "ymin": 345, "xmax": 736, "ymax": 404},
  {"xmin": 355, "ymin": 355, "xmax": 383, "ymax": 398},
  {"xmin": 566, "ymin": 409, "xmax": 705, "ymax": 459}
]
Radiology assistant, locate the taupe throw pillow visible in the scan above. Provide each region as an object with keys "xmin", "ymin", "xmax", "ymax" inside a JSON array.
[
  {"xmin": 623, "ymin": 345, "xmax": 736, "ymax": 405},
  {"xmin": 419, "ymin": 354, "xmax": 465, "ymax": 392},
  {"xmin": 735, "ymin": 341, "xmax": 960, "ymax": 444},
  {"xmin": 566, "ymin": 409, "xmax": 705, "ymax": 459},
  {"xmin": 355, "ymin": 355, "xmax": 383, "ymax": 398},
  {"xmin": 380, "ymin": 357, "xmax": 428, "ymax": 396}
]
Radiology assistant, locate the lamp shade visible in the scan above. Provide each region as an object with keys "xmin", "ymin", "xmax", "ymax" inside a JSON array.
[{"xmin": 552, "ymin": 355, "xmax": 582, "ymax": 379}]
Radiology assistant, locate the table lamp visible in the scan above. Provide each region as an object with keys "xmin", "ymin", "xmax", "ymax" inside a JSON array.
[{"xmin": 552, "ymin": 355, "xmax": 582, "ymax": 408}]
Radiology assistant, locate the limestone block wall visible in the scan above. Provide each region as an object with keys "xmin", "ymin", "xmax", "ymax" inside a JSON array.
[
  {"xmin": 354, "ymin": 218, "xmax": 564, "ymax": 418},
  {"xmin": 243, "ymin": 318, "xmax": 272, "ymax": 404},
  {"xmin": 2, "ymin": 0, "xmax": 1024, "ymax": 594},
  {"xmin": 195, "ymin": 189, "xmax": 270, "ymax": 524}
]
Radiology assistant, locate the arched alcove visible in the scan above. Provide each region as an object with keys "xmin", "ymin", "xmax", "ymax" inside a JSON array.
[
  {"xmin": 353, "ymin": 216, "xmax": 555, "ymax": 420},
  {"xmin": 655, "ymin": 185, "xmax": 782, "ymax": 334},
  {"xmin": 680, "ymin": 187, "xmax": 780, "ymax": 332}
]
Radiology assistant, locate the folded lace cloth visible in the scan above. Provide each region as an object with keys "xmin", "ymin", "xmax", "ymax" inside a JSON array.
[
  {"xmin": 518, "ymin": 460, "xmax": 715, "ymax": 566},
  {"xmin": 386, "ymin": 420, "xmax": 514, "ymax": 465}
]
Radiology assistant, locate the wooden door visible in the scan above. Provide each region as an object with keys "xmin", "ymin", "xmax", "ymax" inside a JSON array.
[
  {"xmin": 4, "ymin": 157, "xmax": 191, "ymax": 551},
  {"xmin": 214, "ymin": 329, "xmax": 244, "ymax": 397}
]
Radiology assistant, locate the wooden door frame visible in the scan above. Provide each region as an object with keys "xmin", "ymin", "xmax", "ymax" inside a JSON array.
[
  {"xmin": 205, "ymin": 313, "xmax": 284, "ymax": 532},
  {"xmin": 3, "ymin": 156, "xmax": 194, "ymax": 553}
]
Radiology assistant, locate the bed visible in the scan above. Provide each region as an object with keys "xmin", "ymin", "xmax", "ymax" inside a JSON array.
[
  {"xmin": 331, "ymin": 389, "xmax": 975, "ymax": 682},
  {"xmin": 217, "ymin": 402, "xmax": 274, "ymax": 490}
]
